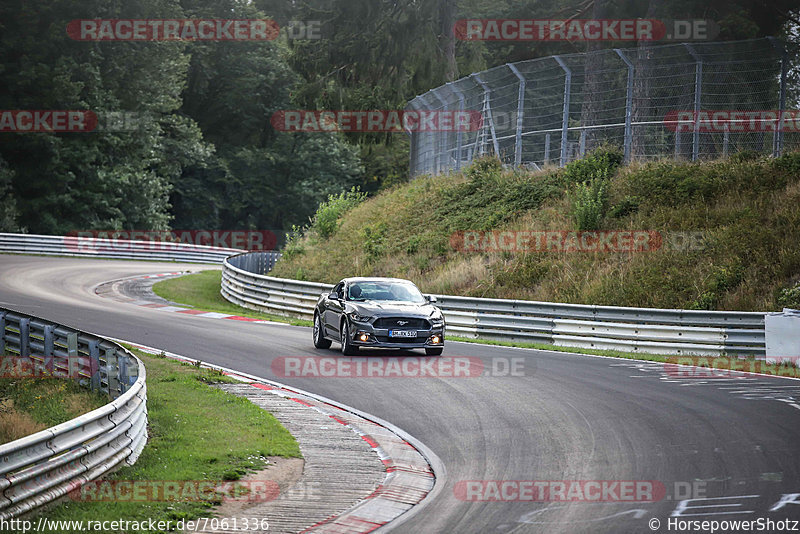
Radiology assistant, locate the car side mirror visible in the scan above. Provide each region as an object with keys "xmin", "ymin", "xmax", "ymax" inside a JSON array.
[
  {"xmin": 427, "ymin": 295, "xmax": 438, "ymax": 303},
  {"xmin": 328, "ymin": 292, "xmax": 340, "ymax": 300}
]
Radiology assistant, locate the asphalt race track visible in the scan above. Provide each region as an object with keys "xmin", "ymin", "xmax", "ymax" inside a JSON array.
[{"xmin": 3, "ymin": 255, "xmax": 800, "ymax": 534}]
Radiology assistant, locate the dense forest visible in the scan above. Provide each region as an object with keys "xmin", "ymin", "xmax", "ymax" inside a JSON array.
[{"xmin": 0, "ymin": 0, "xmax": 797, "ymax": 238}]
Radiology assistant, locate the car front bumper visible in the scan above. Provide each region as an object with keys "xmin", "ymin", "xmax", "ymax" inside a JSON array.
[{"xmin": 347, "ymin": 320, "xmax": 445, "ymax": 349}]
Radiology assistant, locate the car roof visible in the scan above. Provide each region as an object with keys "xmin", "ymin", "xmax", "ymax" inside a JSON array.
[{"xmin": 340, "ymin": 277, "xmax": 417, "ymax": 284}]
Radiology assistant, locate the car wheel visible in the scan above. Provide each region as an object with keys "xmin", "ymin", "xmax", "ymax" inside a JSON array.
[
  {"xmin": 313, "ymin": 313, "xmax": 331, "ymax": 349},
  {"xmin": 425, "ymin": 347, "xmax": 443, "ymax": 356},
  {"xmin": 340, "ymin": 321, "xmax": 358, "ymax": 355}
]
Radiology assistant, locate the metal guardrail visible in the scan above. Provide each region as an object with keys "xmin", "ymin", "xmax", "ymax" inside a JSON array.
[
  {"xmin": 0, "ymin": 308, "xmax": 147, "ymax": 520},
  {"xmin": 221, "ymin": 252, "xmax": 766, "ymax": 357},
  {"xmin": 0, "ymin": 233, "xmax": 245, "ymax": 264}
]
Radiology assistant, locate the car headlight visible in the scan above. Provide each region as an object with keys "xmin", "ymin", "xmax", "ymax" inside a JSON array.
[
  {"xmin": 348, "ymin": 312, "xmax": 374, "ymax": 323},
  {"xmin": 430, "ymin": 311, "xmax": 444, "ymax": 323}
]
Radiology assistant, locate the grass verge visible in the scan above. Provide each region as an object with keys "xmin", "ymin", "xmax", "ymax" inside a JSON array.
[
  {"xmin": 0, "ymin": 374, "xmax": 109, "ymax": 444},
  {"xmin": 151, "ymin": 269, "xmax": 312, "ymax": 327},
  {"xmin": 24, "ymin": 347, "xmax": 301, "ymax": 533}
]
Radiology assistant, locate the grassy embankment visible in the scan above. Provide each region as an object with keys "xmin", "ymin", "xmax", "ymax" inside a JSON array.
[
  {"xmin": 3, "ymin": 348, "xmax": 300, "ymax": 533},
  {"xmin": 273, "ymin": 150, "xmax": 800, "ymax": 312}
]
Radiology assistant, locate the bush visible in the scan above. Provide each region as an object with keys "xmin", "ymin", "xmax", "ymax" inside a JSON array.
[
  {"xmin": 778, "ymin": 282, "xmax": 800, "ymax": 309},
  {"xmin": 561, "ymin": 146, "xmax": 624, "ymax": 184},
  {"xmin": 570, "ymin": 178, "xmax": 607, "ymax": 230},
  {"xmin": 311, "ymin": 186, "xmax": 367, "ymax": 239}
]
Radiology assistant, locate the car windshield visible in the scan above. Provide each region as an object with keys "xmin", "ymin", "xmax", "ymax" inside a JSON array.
[{"xmin": 347, "ymin": 281, "xmax": 426, "ymax": 303}]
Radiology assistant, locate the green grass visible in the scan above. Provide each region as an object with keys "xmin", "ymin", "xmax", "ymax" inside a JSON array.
[
  {"xmin": 447, "ymin": 335, "xmax": 670, "ymax": 362},
  {"xmin": 151, "ymin": 269, "xmax": 312, "ymax": 327},
  {"xmin": 26, "ymin": 348, "xmax": 301, "ymax": 533},
  {"xmin": 0, "ymin": 374, "xmax": 109, "ymax": 444}
]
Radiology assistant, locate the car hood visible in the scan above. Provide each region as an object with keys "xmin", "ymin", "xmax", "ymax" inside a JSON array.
[{"xmin": 350, "ymin": 301, "xmax": 437, "ymax": 317}]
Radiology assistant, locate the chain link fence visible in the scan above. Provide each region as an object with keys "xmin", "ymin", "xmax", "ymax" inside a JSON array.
[{"xmin": 407, "ymin": 37, "xmax": 794, "ymax": 176}]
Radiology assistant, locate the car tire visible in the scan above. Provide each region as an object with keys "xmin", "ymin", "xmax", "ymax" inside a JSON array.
[
  {"xmin": 340, "ymin": 321, "xmax": 358, "ymax": 355},
  {"xmin": 313, "ymin": 313, "xmax": 332, "ymax": 349},
  {"xmin": 425, "ymin": 347, "xmax": 443, "ymax": 356}
]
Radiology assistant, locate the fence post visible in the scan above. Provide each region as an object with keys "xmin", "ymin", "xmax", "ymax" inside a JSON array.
[
  {"xmin": 554, "ymin": 56, "xmax": 572, "ymax": 167},
  {"xmin": 614, "ymin": 49, "xmax": 634, "ymax": 162},
  {"xmin": 579, "ymin": 129, "xmax": 587, "ymax": 157},
  {"xmin": 433, "ymin": 89, "xmax": 451, "ymax": 173},
  {"xmin": 544, "ymin": 133, "xmax": 551, "ymax": 164},
  {"xmin": 723, "ymin": 124, "xmax": 729, "ymax": 157},
  {"xmin": 447, "ymin": 82, "xmax": 466, "ymax": 171},
  {"xmin": 768, "ymin": 37, "xmax": 787, "ymax": 158},
  {"xmin": 406, "ymin": 100, "xmax": 420, "ymax": 177},
  {"xmin": 507, "ymin": 63, "xmax": 525, "ymax": 167},
  {"xmin": 471, "ymin": 73, "xmax": 501, "ymax": 157},
  {"xmin": 684, "ymin": 44, "xmax": 702, "ymax": 161}
]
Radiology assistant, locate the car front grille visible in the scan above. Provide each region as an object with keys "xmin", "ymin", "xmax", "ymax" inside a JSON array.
[
  {"xmin": 375, "ymin": 335, "xmax": 424, "ymax": 343},
  {"xmin": 373, "ymin": 317, "xmax": 430, "ymax": 329}
]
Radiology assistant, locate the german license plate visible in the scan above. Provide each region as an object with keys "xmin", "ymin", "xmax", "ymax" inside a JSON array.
[{"xmin": 389, "ymin": 330, "xmax": 417, "ymax": 338}]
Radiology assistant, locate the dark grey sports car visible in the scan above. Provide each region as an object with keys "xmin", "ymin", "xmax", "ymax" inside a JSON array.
[{"xmin": 312, "ymin": 277, "xmax": 445, "ymax": 356}]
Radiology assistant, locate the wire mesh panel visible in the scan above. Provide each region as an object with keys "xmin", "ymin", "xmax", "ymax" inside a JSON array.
[{"xmin": 407, "ymin": 38, "xmax": 791, "ymax": 176}]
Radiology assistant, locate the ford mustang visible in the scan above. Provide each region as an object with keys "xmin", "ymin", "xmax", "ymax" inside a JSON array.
[{"xmin": 312, "ymin": 277, "xmax": 445, "ymax": 356}]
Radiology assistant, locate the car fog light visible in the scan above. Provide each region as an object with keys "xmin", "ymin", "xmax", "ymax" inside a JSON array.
[
  {"xmin": 431, "ymin": 335, "xmax": 441, "ymax": 344},
  {"xmin": 359, "ymin": 333, "xmax": 369, "ymax": 342}
]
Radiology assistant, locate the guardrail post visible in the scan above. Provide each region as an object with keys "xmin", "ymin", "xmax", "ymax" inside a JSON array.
[
  {"xmin": 88, "ymin": 340, "xmax": 100, "ymax": 391},
  {"xmin": 18, "ymin": 318, "xmax": 30, "ymax": 359},
  {"xmin": 614, "ymin": 49, "xmax": 634, "ymax": 162},
  {"xmin": 43, "ymin": 325, "xmax": 55, "ymax": 376},
  {"xmin": 554, "ymin": 56, "xmax": 572, "ymax": 167},
  {"xmin": 102, "ymin": 347, "xmax": 115, "ymax": 394},
  {"xmin": 66, "ymin": 332, "xmax": 78, "ymax": 381},
  {"xmin": 684, "ymin": 44, "xmax": 702, "ymax": 161},
  {"xmin": 507, "ymin": 63, "xmax": 526, "ymax": 167},
  {"xmin": 106, "ymin": 348, "xmax": 119, "ymax": 394},
  {"xmin": 0, "ymin": 311, "xmax": 5, "ymax": 354},
  {"xmin": 119, "ymin": 355, "xmax": 129, "ymax": 393}
]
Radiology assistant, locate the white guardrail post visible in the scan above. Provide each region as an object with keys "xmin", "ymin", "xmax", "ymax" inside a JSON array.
[
  {"xmin": 221, "ymin": 252, "xmax": 767, "ymax": 357},
  {"xmin": 0, "ymin": 308, "xmax": 147, "ymax": 520}
]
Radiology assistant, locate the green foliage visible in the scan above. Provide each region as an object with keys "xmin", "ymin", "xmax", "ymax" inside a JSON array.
[
  {"xmin": 437, "ymin": 156, "xmax": 562, "ymax": 231},
  {"xmin": 361, "ymin": 222, "xmax": 388, "ymax": 262},
  {"xmin": 561, "ymin": 146, "xmax": 624, "ymax": 185},
  {"xmin": 778, "ymin": 283, "xmax": 800, "ymax": 309},
  {"xmin": 691, "ymin": 264, "xmax": 745, "ymax": 310},
  {"xmin": 569, "ymin": 178, "xmax": 607, "ymax": 231},
  {"xmin": 312, "ymin": 186, "xmax": 368, "ymax": 239},
  {"xmin": 281, "ymin": 225, "xmax": 306, "ymax": 261},
  {"xmin": 608, "ymin": 196, "xmax": 639, "ymax": 219}
]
